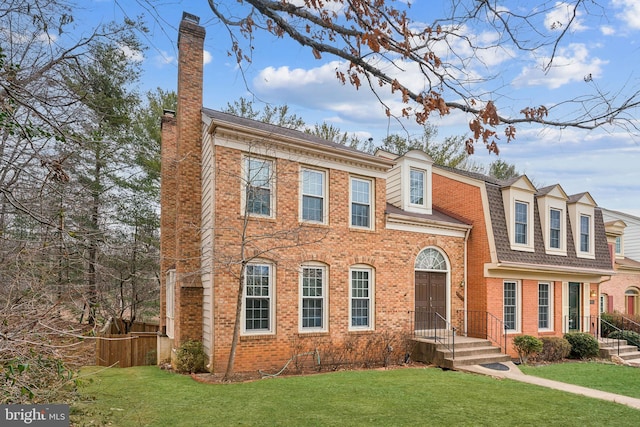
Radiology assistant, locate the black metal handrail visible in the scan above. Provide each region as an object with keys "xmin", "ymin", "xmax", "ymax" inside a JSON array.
[
  {"xmin": 598, "ymin": 316, "xmax": 622, "ymax": 356},
  {"xmin": 409, "ymin": 309, "xmax": 456, "ymax": 359},
  {"xmin": 459, "ymin": 310, "xmax": 507, "ymax": 352}
]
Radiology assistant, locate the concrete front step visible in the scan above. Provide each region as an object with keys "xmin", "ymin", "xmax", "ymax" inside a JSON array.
[
  {"xmin": 599, "ymin": 339, "xmax": 640, "ymax": 361},
  {"xmin": 445, "ymin": 353, "xmax": 512, "ymax": 368},
  {"xmin": 412, "ymin": 336, "xmax": 511, "ymax": 369}
]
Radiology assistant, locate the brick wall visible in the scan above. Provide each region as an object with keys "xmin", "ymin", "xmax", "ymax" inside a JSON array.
[
  {"xmin": 601, "ymin": 271, "xmax": 640, "ymax": 313},
  {"xmin": 207, "ymin": 147, "xmax": 467, "ymax": 373},
  {"xmin": 432, "ymin": 172, "xmax": 490, "ymax": 314}
]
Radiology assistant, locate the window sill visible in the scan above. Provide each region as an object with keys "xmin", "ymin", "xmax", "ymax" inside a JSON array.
[{"xmin": 240, "ymin": 333, "xmax": 276, "ymax": 341}]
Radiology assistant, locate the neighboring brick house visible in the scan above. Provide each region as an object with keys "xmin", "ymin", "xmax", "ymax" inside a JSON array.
[
  {"xmin": 430, "ymin": 167, "xmax": 614, "ymax": 355},
  {"xmin": 601, "ymin": 209, "xmax": 640, "ymax": 316},
  {"xmin": 159, "ymin": 13, "xmax": 472, "ymax": 373}
]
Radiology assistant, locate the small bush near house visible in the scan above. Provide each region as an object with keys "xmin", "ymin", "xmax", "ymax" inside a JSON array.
[
  {"xmin": 174, "ymin": 341, "xmax": 206, "ymax": 374},
  {"xmin": 600, "ymin": 312, "xmax": 617, "ymax": 337},
  {"xmin": 536, "ymin": 337, "xmax": 571, "ymax": 362},
  {"xmin": 608, "ymin": 330, "xmax": 640, "ymax": 348},
  {"xmin": 512, "ymin": 335, "xmax": 543, "ymax": 364},
  {"xmin": 563, "ymin": 333, "xmax": 599, "ymax": 359}
]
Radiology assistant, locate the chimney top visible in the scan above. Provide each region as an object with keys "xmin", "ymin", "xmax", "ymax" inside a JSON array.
[{"xmin": 182, "ymin": 12, "xmax": 200, "ymax": 25}]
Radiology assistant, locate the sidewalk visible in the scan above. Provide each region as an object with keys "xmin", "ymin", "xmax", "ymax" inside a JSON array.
[{"xmin": 458, "ymin": 362, "xmax": 640, "ymax": 411}]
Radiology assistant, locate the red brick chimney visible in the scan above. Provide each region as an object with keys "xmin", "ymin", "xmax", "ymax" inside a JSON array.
[
  {"xmin": 162, "ymin": 12, "xmax": 206, "ymax": 346},
  {"xmin": 159, "ymin": 110, "xmax": 176, "ymax": 335}
]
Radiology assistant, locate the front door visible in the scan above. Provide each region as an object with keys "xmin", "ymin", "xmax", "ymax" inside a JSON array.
[
  {"xmin": 569, "ymin": 282, "xmax": 581, "ymax": 332},
  {"xmin": 415, "ymin": 271, "xmax": 446, "ymax": 330}
]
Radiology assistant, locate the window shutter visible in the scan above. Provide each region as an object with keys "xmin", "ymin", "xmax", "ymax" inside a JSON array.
[{"xmin": 607, "ymin": 295, "xmax": 614, "ymax": 313}]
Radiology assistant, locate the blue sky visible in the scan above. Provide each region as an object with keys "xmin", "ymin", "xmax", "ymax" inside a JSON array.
[{"xmin": 80, "ymin": 1, "xmax": 640, "ymax": 215}]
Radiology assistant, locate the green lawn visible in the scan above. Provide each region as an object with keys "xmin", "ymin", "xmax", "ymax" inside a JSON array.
[
  {"xmin": 72, "ymin": 365, "xmax": 639, "ymax": 426},
  {"xmin": 520, "ymin": 361, "xmax": 640, "ymax": 399}
]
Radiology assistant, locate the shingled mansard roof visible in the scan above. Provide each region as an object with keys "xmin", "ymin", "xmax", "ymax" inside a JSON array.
[{"xmin": 434, "ymin": 164, "xmax": 612, "ymax": 272}]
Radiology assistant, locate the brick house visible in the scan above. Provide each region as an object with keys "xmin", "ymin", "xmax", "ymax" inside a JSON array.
[
  {"xmin": 601, "ymin": 209, "xmax": 640, "ymax": 316},
  {"xmin": 159, "ymin": 13, "xmax": 615, "ymax": 371},
  {"xmin": 159, "ymin": 13, "xmax": 473, "ymax": 373},
  {"xmin": 431, "ymin": 167, "xmax": 614, "ymax": 354}
]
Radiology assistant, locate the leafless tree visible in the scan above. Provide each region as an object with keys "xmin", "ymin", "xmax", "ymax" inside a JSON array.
[{"xmin": 205, "ymin": 0, "xmax": 639, "ymax": 154}]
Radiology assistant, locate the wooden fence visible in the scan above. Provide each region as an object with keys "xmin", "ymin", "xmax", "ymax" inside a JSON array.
[{"xmin": 96, "ymin": 321, "xmax": 158, "ymax": 368}]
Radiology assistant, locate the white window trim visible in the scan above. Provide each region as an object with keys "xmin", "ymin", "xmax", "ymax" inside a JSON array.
[
  {"xmin": 615, "ymin": 236, "xmax": 623, "ymax": 257},
  {"xmin": 578, "ymin": 214, "xmax": 594, "ymax": 258},
  {"xmin": 546, "ymin": 207, "xmax": 566, "ymax": 255},
  {"xmin": 409, "ymin": 167, "xmax": 427, "ymax": 207},
  {"xmin": 503, "ymin": 280, "xmax": 521, "ymax": 333},
  {"xmin": 300, "ymin": 167, "xmax": 327, "ymax": 224},
  {"xmin": 513, "ymin": 200, "xmax": 531, "ymax": 248},
  {"xmin": 241, "ymin": 155, "xmax": 276, "ymax": 218},
  {"xmin": 299, "ymin": 263, "xmax": 329, "ymax": 333},
  {"xmin": 241, "ymin": 262, "xmax": 276, "ymax": 336},
  {"xmin": 165, "ymin": 269, "xmax": 175, "ymax": 339},
  {"xmin": 349, "ymin": 266, "xmax": 375, "ymax": 331},
  {"xmin": 538, "ymin": 282, "xmax": 554, "ymax": 332},
  {"xmin": 349, "ymin": 176, "xmax": 374, "ymax": 230}
]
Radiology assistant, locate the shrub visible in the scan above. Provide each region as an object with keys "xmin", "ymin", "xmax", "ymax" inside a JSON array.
[
  {"xmin": 564, "ymin": 333, "xmax": 599, "ymax": 359},
  {"xmin": 537, "ymin": 337, "xmax": 571, "ymax": 362},
  {"xmin": 174, "ymin": 341, "xmax": 206, "ymax": 373},
  {"xmin": 608, "ymin": 330, "xmax": 640, "ymax": 348},
  {"xmin": 600, "ymin": 313, "xmax": 617, "ymax": 337},
  {"xmin": 512, "ymin": 335, "xmax": 543, "ymax": 364}
]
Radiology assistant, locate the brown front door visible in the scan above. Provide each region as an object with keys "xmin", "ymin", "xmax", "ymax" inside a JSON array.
[
  {"xmin": 415, "ymin": 271, "xmax": 446, "ymax": 330},
  {"xmin": 628, "ymin": 296, "xmax": 636, "ymax": 316}
]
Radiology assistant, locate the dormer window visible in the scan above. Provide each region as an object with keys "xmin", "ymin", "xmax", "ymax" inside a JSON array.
[
  {"xmin": 515, "ymin": 201, "xmax": 528, "ymax": 245},
  {"xmin": 383, "ymin": 150, "xmax": 433, "ymax": 215},
  {"xmin": 615, "ymin": 236, "xmax": 622, "ymax": 255},
  {"xmin": 580, "ymin": 215, "xmax": 590, "ymax": 253},
  {"xmin": 410, "ymin": 168, "xmax": 426, "ymax": 206},
  {"xmin": 536, "ymin": 184, "xmax": 568, "ymax": 256},
  {"xmin": 550, "ymin": 208, "xmax": 561, "ymax": 249},
  {"xmin": 567, "ymin": 192, "xmax": 596, "ymax": 259},
  {"xmin": 502, "ymin": 176, "xmax": 536, "ymax": 252}
]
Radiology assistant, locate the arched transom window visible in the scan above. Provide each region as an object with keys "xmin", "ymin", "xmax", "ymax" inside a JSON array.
[{"xmin": 415, "ymin": 248, "xmax": 447, "ymax": 271}]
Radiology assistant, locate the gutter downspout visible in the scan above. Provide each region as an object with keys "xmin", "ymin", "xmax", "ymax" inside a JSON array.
[{"xmin": 463, "ymin": 227, "xmax": 471, "ymax": 335}]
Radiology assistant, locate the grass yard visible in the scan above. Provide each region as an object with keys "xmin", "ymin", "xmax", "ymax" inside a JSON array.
[
  {"xmin": 72, "ymin": 365, "xmax": 639, "ymax": 426},
  {"xmin": 520, "ymin": 361, "xmax": 640, "ymax": 399}
]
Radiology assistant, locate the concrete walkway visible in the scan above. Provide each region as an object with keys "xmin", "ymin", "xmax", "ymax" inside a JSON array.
[{"xmin": 458, "ymin": 362, "xmax": 640, "ymax": 411}]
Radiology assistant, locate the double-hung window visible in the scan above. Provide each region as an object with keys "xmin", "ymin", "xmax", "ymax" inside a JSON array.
[
  {"xmin": 504, "ymin": 281, "xmax": 518, "ymax": 331},
  {"xmin": 410, "ymin": 169, "xmax": 425, "ymax": 206},
  {"xmin": 515, "ymin": 201, "xmax": 528, "ymax": 245},
  {"xmin": 580, "ymin": 215, "xmax": 590, "ymax": 252},
  {"xmin": 549, "ymin": 208, "xmax": 561, "ymax": 249},
  {"xmin": 350, "ymin": 177, "xmax": 372, "ymax": 228},
  {"xmin": 350, "ymin": 267, "xmax": 374, "ymax": 330},
  {"xmin": 245, "ymin": 157, "xmax": 273, "ymax": 216},
  {"xmin": 538, "ymin": 283, "xmax": 551, "ymax": 330},
  {"xmin": 301, "ymin": 168, "xmax": 325, "ymax": 223},
  {"xmin": 615, "ymin": 236, "xmax": 622, "ymax": 255},
  {"xmin": 244, "ymin": 263, "xmax": 273, "ymax": 334},
  {"xmin": 300, "ymin": 265, "xmax": 327, "ymax": 331}
]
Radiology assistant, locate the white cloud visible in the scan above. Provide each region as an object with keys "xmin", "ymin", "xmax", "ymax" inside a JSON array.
[
  {"xmin": 600, "ymin": 25, "xmax": 615, "ymax": 36},
  {"xmin": 203, "ymin": 50, "xmax": 212, "ymax": 65},
  {"xmin": 512, "ymin": 43, "xmax": 606, "ymax": 89},
  {"xmin": 120, "ymin": 44, "xmax": 144, "ymax": 62},
  {"xmin": 613, "ymin": 0, "xmax": 640, "ymax": 30},
  {"xmin": 544, "ymin": 2, "xmax": 588, "ymax": 32},
  {"xmin": 154, "ymin": 50, "xmax": 175, "ymax": 66}
]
